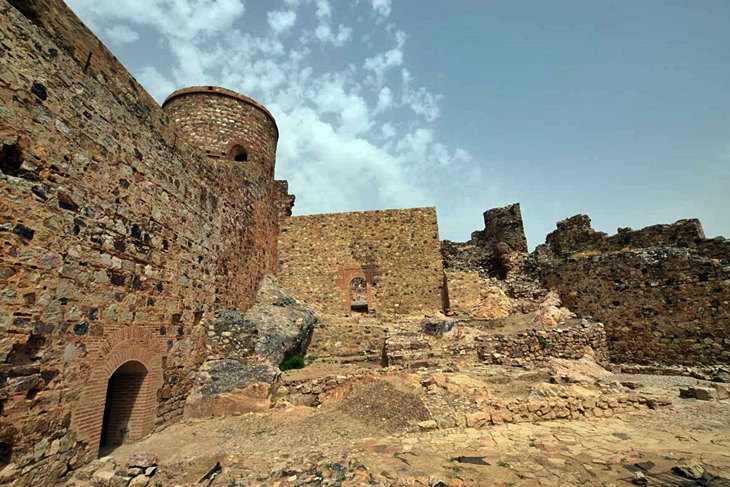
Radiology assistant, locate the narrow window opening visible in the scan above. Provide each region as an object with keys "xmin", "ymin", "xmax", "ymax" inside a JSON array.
[
  {"xmin": 229, "ymin": 145, "xmax": 248, "ymax": 162},
  {"xmin": 0, "ymin": 442, "xmax": 11, "ymax": 469}
]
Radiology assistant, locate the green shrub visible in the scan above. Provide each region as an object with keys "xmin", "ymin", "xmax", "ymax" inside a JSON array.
[{"xmin": 279, "ymin": 355, "xmax": 306, "ymax": 371}]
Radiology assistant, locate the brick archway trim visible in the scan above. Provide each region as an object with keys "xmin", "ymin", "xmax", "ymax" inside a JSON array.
[
  {"xmin": 336, "ymin": 265, "xmax": 379, "ymax": 313},
  {"xmin": 74, "ymin": 327, "xmax": 165, "ymax": 455}
]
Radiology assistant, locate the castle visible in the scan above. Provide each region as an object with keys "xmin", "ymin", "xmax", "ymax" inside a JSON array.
[{"xmin": 0, "ymin": 0, "xmax": 728, "ymax": 485}]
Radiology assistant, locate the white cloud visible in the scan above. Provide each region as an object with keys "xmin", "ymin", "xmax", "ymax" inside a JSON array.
[
  {"xmin": 66, "ymin": 0, "xmax": 245, "ymax": 41},
  {"xmin": 68, "ymin": 0, "xmax": 476, "ymax": 236},
  {"xmin": 401, "ymin": 68, "xmax": 442, "ymax": 121},
  {"xmin": 314, "ymin": 23, "xmax": 352, "ymax": 46},
  {"xmin": 376, "ymin": 86, "xmax": 393, "ymax": 112},
  {"xmin": 268, "ymin": 10, "xmax": 297, "ymax": 34},
  {"xmin": 103, "ymin": 25, "xmax": 139, "ymax": 45},
  {"xmin": 363, "ymin": 31, "xmax": 406, "ymax": 82},
  {"xmin": 315, "ymin": 0, "xmax": 332, "ymax": 19},
  {"xmin": 136, "ymin": 66, "xmax": 176, "ymax": 102},
  {"xmin": 369, "ymin": 0, "xmax": 392, "ymax": 18}
]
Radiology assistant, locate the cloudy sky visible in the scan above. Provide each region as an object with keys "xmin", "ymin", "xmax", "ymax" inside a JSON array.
[{"xmin": 65, "ymin": 0, "xmax": 729, "ymax": 248}]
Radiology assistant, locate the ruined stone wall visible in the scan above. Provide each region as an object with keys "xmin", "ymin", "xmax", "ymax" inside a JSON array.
[
  {"xmin": 444, "ymin": 271, "xmax": 482, "ymax": 316},
  {"xmin": 0, "ymin": 0, "xmax": 279, "ymax": 483},
  {"xmin": 477, "ymin": 321, "xmax": 609, "ymax": 366},
  {"xmin": 442, "ymin": 203, "xmax": 528, "ymax": 277},
  {"xmin": 536, "ymin": 217, "xmax": 730, "ymax": 365},
  {"xmin": 279, "ymin": 208, "xmax": 444, "ymax": 315},
  {"xmin": 273, "ymin": 180, "xmax": 295, "ymax": 221},
  {"xmin": 543, "ymin": 215, "xmax": 707, "ymax": 258}
]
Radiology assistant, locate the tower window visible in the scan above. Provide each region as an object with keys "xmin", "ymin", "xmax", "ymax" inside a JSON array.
[{"xmin": 229, "ymin": 145, "xmax": 248, "ymax": 162}]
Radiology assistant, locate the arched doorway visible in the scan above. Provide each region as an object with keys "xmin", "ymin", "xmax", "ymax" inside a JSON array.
[
  {"xmin": 99, "ymin": 361, "xmax": 149, "ymax": 452},
  {"xmin": 349, "ymin": 277, "xmax": 369, "ymax": 313}
]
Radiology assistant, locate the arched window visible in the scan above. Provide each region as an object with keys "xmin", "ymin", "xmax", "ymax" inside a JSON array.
[{"xmin": 229, "ymin": 145, "xmax": 248, "ymax": 162}]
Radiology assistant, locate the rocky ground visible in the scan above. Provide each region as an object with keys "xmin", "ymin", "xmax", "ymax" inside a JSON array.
[
  {"xmin": 63, "ymin": 312, "xmax": 730, "ymax": 487},
  {"xmin": 69, "ymin": 368, "xmax": 730, "ymax": 486}
]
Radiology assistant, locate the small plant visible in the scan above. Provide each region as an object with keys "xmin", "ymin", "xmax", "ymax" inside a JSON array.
[
  {"xmin": 538, "ymin": 337, "xmax": 549, "ymax": 349},
  {"xmin": 306, "ymin": 355, "xmax": 318, "ymax": 364},
  {"xmin": 498, "ymin": 461, "xmax": 511, "ymax": 468},
  {"xmin": 280, "ymin": 355, "xmax": 306, "ymax": 371},
  {"xmin": 529, "ymin": 439, "xmax": 536, "ymax": 447},
  {"xmin": 154, "ymin": 481, "xmax": 164, "ymax": 487},
  {"xmin": 569, "ymin": 249, "xmax": 603, "ymax": 260}
]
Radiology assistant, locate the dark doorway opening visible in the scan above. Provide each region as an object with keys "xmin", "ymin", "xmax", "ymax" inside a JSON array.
[
  {"xmin": 99, "ymin": 361, "xmax": 148, "ymax": 455},
  {"xmin": 349, "ymin": 277, "xmax": 369, "ymax": 313}
]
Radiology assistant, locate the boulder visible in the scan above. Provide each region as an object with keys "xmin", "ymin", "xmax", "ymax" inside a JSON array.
[
  {"xmin": 128, "ymin": 475, "xmax": 151, "ymax": 487},
  {"xmin": 184, "ymin": 360, "xmax": 280, "ymax": 417},
  {"xmin": 471, "ymin": 285, "xmax": 512, "ymax": 319},
  {"xmin": 712, "ymin": 383, "xmax": 729, "ymax": 400},
  {"xmin": 421, "ymin": 318, "xmax": 455, "ymax": 337},
  {"xmin": 110, "ymin": 472, "xmax": 133, "ymax": 487},
  {"xmin": 533, "ymin": 291, "xmax": 574, "ymax": 328},
  {"xmin": 672, "ymin": 459, "xmax": 705, "ymax": 480},
  {"xmin": 679, "ymin": 386, "xmax": 716, "ymax": 401},
  {"xmin": 207, "ymin": 275, "xmax": 316, "ymax": 364},
  {"xmin": 186, "ymin": 276, "xmax": 317, "ymax": 417},
  {"xmin": 91, "ymin": 470, "xmax": 115, "ymax": 487},
  {"xmin": 127, "ymin": 452, "xmax": 158, "ymax": 468}
]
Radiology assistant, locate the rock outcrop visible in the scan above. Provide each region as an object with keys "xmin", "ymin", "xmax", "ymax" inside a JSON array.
[{"xmin": 185, "ymin": 276, "xmax": 316, "ymax": 417}]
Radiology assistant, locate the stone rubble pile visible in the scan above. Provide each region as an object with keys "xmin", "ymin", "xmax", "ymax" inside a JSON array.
[{"xmin": 69, "ymin": 452, "xmax": 159, "ymax": 487}]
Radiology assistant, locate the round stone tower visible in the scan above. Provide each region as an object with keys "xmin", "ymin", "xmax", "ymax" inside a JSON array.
[
  {"xmin": 162, "ymin": 86, "xmax": 281, "ymax": 309},
  {"xmin": 161, "ymin": 85, "xmax": 278, "ymax": 178}
]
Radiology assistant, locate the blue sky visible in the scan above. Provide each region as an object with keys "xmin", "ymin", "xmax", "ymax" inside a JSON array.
[{"xmin": 65, "ymin": 0, "xmax": 730, "ymax": 248}]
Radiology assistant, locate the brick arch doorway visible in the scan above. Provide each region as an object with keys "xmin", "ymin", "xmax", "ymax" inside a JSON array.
[
  {"xmin": 338, "ymin": 266, "xmax": 379, "ymax": 314},
  {"xmin": 75, "ymin": 332, "xmax": 163, "ymax": 457},
  {"xmin": 100, "ymin": 360, "xmax": 149, "ymax": 451}
]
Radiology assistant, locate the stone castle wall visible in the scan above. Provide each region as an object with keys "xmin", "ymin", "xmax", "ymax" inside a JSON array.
[
  {"xmin": 279, "ymin": 208, "xmax": 445, "ymax": 315},
  {"xmin": 161, "ymin": 87, "xmax": 281, "ymax": 306},
  {"xmin": 477, "ymin": 320, "xmax": 609, "ymax": 366},
  {"xmin": 0, "ymin": 0, "xmax": 280, "ymax": 483},
  {"xmin": 537, "ymin": 216, "xmax": 730, "ymax": 365}
]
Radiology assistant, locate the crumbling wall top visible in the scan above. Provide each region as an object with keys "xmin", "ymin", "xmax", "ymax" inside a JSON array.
[
  {"xmin": 544, "ymin": 215, "xmax": 708, "ymax": 257},
  {"xmin": 483, "ymin": 203, "xmax": 528, "ymax": 253}
]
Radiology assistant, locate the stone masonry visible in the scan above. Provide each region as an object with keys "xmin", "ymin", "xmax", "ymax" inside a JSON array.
[
  {"xmin": 0, "ymin": 0, "xmax": 281, "ymax": 483},
  {"xmin": 1, "ymin": 0, "xmax": 729, "ymax": 484},
  {"xmin": 534, "ymin": 217, "xmax": 730, "ymax": 365},
  {"xmin": 279, "ymin": 208, "xmax": 445, "ymax": 315}
]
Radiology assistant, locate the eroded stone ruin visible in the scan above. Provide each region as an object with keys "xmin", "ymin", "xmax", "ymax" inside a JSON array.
[{"xmin": 0, "ymin": 0, "xmax": 729, "ymax": 485}]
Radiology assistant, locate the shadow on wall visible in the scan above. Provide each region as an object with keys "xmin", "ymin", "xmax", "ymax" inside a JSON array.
[{"xmin": 99, "ymin": 361, "xmax": 148, "ymax": 455}]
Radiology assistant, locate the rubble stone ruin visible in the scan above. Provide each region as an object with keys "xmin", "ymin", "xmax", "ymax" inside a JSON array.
[{"xmin": 0, "ymin": 0, "xmax": 728, "ymax": 485}]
